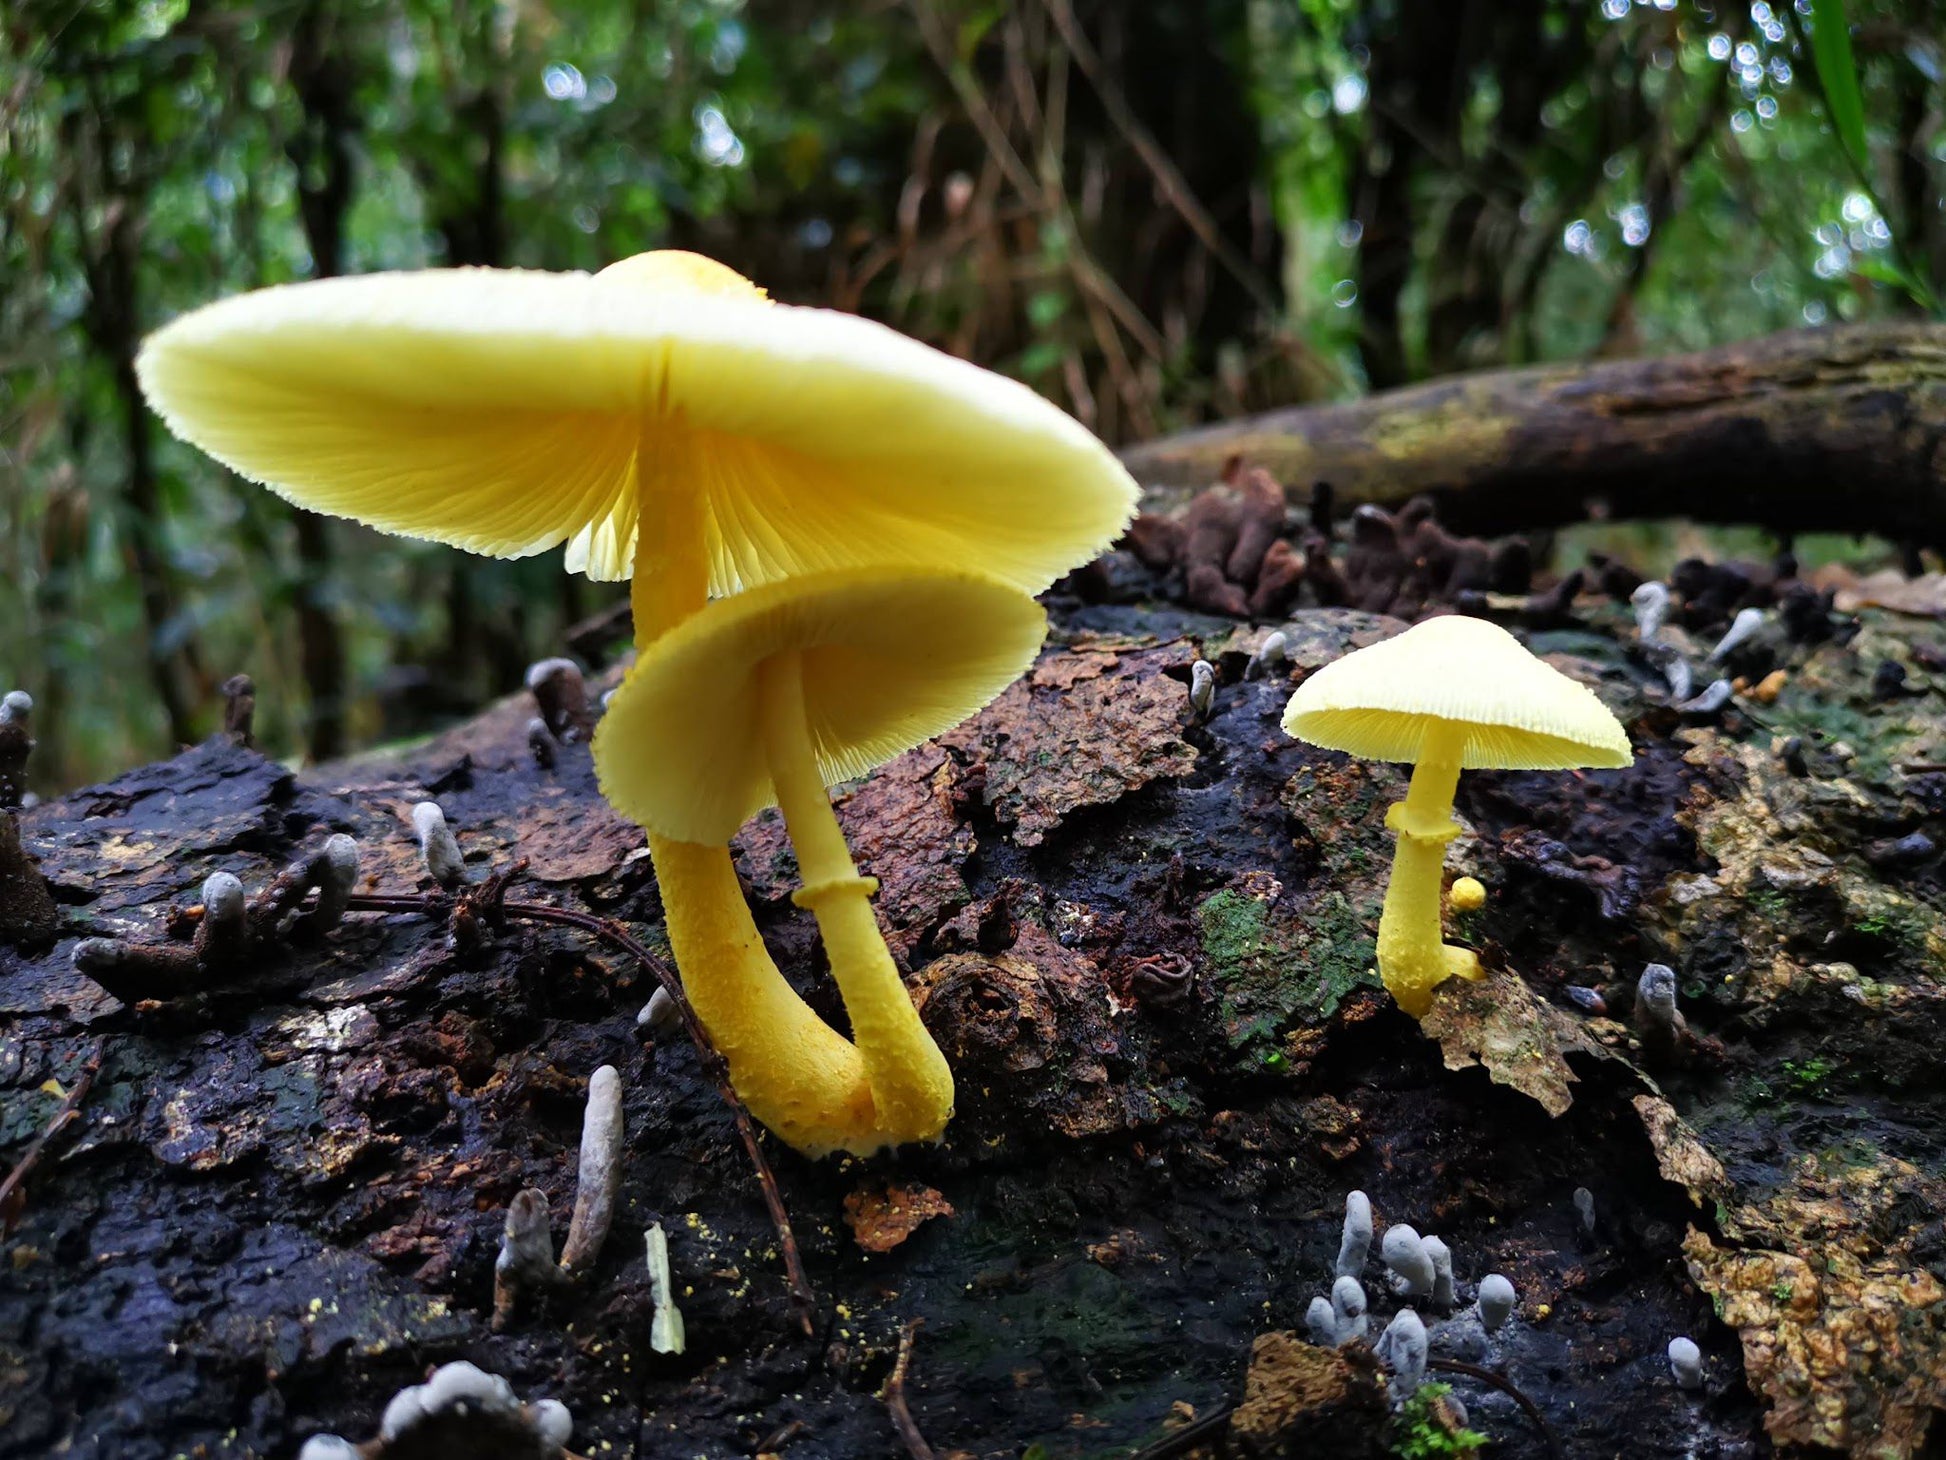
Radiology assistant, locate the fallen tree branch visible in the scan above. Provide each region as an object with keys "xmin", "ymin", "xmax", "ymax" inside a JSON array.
[{"xmin": 1120, "ymin": 323, "xmax": 1946, "ymax": 547}]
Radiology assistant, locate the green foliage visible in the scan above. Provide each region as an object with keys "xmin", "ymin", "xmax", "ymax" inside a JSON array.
[
  {"xmin": 1392, "ymin": 1383, "xmax": 1487, "ymax": 1459},
  {"xmin": 1781, "ymin": 1055, "xmax": 1838, "ymax": 1095},
  {"xmin": 1806, "ymin": 0, "xmax": 1868, "ymax": 170}
]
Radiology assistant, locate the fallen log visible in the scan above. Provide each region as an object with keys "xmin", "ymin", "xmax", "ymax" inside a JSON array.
[{"xmin": 1121, "ymin": 323, "xmax": 1946, "ymax": 544}]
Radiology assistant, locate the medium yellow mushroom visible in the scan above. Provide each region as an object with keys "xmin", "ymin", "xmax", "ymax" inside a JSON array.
[
  {"xmin": 1281, "ymin": 616, "xmax": 1631, "ymax": 1017},
  {"xmin": 599, "ymin": 566, "xmax": 1047, "ymax": 1154},
  {"xmin": 136, "ymin": 250, "xmax": 1136, "ymax": 1153}
]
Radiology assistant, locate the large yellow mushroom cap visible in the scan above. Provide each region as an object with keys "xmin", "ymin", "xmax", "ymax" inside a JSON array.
[
  {"xmin": 1282, "ymin": 614, "xmax": 1632, "ymax": 769},
  {"xmin": 134, "ymin": 252, "xmax": 1137, "ymax": 592},
  {"xmin": 596, "ymin": 565, "xmax": 1045, "ymax": 843}
]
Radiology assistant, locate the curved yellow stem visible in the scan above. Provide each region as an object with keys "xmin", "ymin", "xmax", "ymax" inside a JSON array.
[
  {"xmin": 759, "ymin": 653, "xmax": 955, "ymax": 1147},
  {"xmin": 1376, "ymin": 720, "xmax": 1482, "ymax": 1018},
  {"xmin": 626, "ymin": 423, "xmax": 881, "ymax": 1156}
]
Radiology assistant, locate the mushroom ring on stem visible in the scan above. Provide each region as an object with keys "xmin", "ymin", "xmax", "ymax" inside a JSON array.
[
  {"xmin": 1281, "ymin": 615, "xmax": 1631, "ymax": 1017},
  {"xmin": 597, "ymin": 565, "xmax": 1048, "ymax": 1156}
]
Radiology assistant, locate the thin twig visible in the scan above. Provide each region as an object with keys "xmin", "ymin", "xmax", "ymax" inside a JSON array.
[
  {"xmin": 1427, "ymin": 1356, "xmax": 1562, "ymax": 1460},
  {"xmin": 882, "ymin": 1318, "xmax": 938, "ymax": 1460},
  {"xmin": 343, "ymin": 890, "xmax": 818, "ymax": 1337},
  {"xmin": 0, "ymin": 1042, "xmax": 102, "ymax": 1235},
  {"xmin": 1124, "ymin": 1403, "xmax": 1234, "ymax": 1459}
]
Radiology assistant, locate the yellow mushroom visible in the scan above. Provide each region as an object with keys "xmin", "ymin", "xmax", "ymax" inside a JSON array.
[
  {"xmin": 1448, "ymin": 876, "xmax": 1486, "ymax": 913},
  {"xmin": 135, "ymin": 250, "xmax": 1135, "ymax": 604},
  {"xmin": 136, "ymin": 250, "xmax": 1136, "ymax": 1153},
  {"xmin": 599, "ymin": 565, "xmax": 1046, "ymax": 1154},
  {"xmin": 1281, "ymin": 616, "xmax": 1631, "ymax": 1017}
]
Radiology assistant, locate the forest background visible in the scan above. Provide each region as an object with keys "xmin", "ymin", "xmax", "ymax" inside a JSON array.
[{"xmin": 4, "ymin": 0, "xmax": 1941, "ymax": 790}]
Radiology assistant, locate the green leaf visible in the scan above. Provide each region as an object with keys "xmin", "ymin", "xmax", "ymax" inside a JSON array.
[
  {"xmin": 1850, "ymin": 253, "xmax": 1936, "ymax": 308},
  {"xmin": 1809, "ymin": 0, "xmax": 1869, "ymax": 169}
]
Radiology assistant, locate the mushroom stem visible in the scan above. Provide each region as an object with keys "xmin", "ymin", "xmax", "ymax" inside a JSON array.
[
  {"xmin": 628, "ymin": 463, "xmax": 710, "ymax": 640},
  {"xmin": 759, "ymin": 651, "xmax": 955, "ymax": 1147},
  {"xmin": 626, "ymin": 485, "xmax": 877, "ymax": 1155},
  {"xmin": 1378, "ymin": 720, "xmax": 1482, "ymax": 1017},
  {"xmin": 654, "ymin": 835, "xmax": 876, "ymax": 1151}
]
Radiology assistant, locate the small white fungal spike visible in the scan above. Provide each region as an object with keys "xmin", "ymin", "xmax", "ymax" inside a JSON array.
[
  {"xmin": 1380, "ymin": 1308, "xmax": 1429, "ymax": 1398},
  {"xmin": 411, "ymin": 800, "xmax": 466, "ymax": 889},
  {"xmin": 1306, "ymin": 1295, "xmax": 1338, "ymax": 1347},
  {"xmin": 0, "ymin": 691, "xmax": 32, "ymax": 724},
  {"xmin": 1189, "ymin": 660, "xmax": 1216, "ymax": 718},
  {"xmin": 1668, "ymin": 1335, "xmax": 1704, "ymax": 1389},
  {"xmin": 313, "ymin": 834, "xmax": 360, "ymax": 930},
  {"xmin": 296, "ymin": 1439, "xmax": 360, "ymax": 1460},
  {"xmin": 647, "ymin": 1222, "xmax": 686, "ymax": 1355},
  {"xmin": 1330, "ymin": 1275, "xmax": 1367, "ymax": 1344},
  {"xmin": 1631, "ymin": 581, "xmax": 1670, "ymax": 641},
  {"xmin": 1677, "ymin": 678, "xmax": 1734, "ymax": 714},
  {"xmin": 559, "ymin": 1065, "xmax": 624, "ymax": 1274},
  {"xmin": 1477, "ymin": 1272, "xmax": 1516, "ymax": 1332},
  {"xmin": 1643, "ymin": 639, "xmax": 1692, "ymax": 701},
  {"xmin": 202, "ymin": 872, "xmax": 246, "ymax": 926},
  {"xmin": 1423, "ymin": 1234, "xmax": 1455, "ymax": 1307},
  {"xmin": 532, "ymin": 1397, "xmax": 574, "ymax": 1449},
  {"xmin": 1381, "ymin": 1224, "xmax": 1435, "ymax": 1298},
  {"xmin": 1336, "ymin": 1190, "xmax": 1373, "ymax": 1279},
  {"xmin": 636, "ymin": 986, "xmax": 679, "ymax": 1033},
  {"xmin": 1245, "ymin": 630, "xmax": 1289, "ymax": 680},
  {"xmin": 1573, "ymin": 1186, "xmax": 1597, "ymax": 1236},
  {"xmin": 1638, "ymin": 963, "xmax": 1679, "ymax": 1031},
  {"xmin": 498, "ymin": 1188, "xmax": 555, "ymax": 1280},
  {"xmin": 1710, "ymin": 606, "xmax": 1765, "ymax": 662}
]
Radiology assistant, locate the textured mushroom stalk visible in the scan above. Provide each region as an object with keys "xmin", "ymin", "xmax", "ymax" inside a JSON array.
[
  {"xmin": 759, "ymin": 652, "xmax": 954, "ymax": 1147},
  {"xmin": 651, "ymin": 835, "xmax": 878, "ymax": 1154},
  {"xmin": 1377, "ymin": 722, "xmax": 1482, "ymax": 1017}
]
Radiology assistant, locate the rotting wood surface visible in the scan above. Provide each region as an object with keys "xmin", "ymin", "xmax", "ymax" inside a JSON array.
[
  {"xmin": 1120, "ymin": 323, "xmax": 1946, "ymax": 547},
  {"xmin": 3, "ymin": 582, "xmax": 1945, "ymax": 1459}
]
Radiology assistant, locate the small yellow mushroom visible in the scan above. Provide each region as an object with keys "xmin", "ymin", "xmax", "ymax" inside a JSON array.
[
  {"xmin": 1282, "ymin": 616, "xmax": 1630, "ymax": 1017},
  {"xmin": 599, "ymin": 565, "xmax": 1046, "ymax": 1155},
  {"xmin": 1449, "ymin": 876, "xmax": 1486, "ymax": 912}
]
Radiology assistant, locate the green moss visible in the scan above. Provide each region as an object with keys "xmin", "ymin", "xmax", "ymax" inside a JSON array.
[
  {"xmin": 1392, "ymin": 1383, "xmax": 1486, "ymax": 1459},
  {"xmin": 1781, "ymin": 1055, "xmax": 1837, "ymax": 1095},
  {"xmin": 1201, "ymin": 887, "xmax": 1379, "ymax": 1058},
  {"xmin": 1754, "ymin": 692, "xmax": 1917, "ymax": 783}
]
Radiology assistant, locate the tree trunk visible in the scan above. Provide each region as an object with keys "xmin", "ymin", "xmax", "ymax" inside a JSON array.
[
  {"xmin": 1120, "ymin": 322, "xmax": 1946, "ymax": 547},
  {"xmin": 285, "ymin": 0, "xmax": 355, "ymax": 762}
]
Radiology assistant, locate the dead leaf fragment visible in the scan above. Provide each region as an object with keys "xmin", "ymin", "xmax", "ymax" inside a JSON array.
[
  {"xmin": 843, "ymin": 1180, "xmax": 954, "ymax": 1254},
  {"xmin": 1811, "ymin": 565, "xmax": 1946, "ymax": 617},
  {"xmin": 1420, "ymin": 966, "xmax": 1609, "ymax": 1117},
  {"xmin": 1632, "ymin": 1094, "xmax": 1734, "ymax": 1219}
]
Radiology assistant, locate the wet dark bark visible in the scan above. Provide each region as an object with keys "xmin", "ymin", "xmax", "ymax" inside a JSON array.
[
  {"xmin": 1122, "ymin": 322, "xmax": 1946, "ymax": 548},
  {"xmin": 7, "ymin": 572, "xmax": 1946, "ymax": 1458}
]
